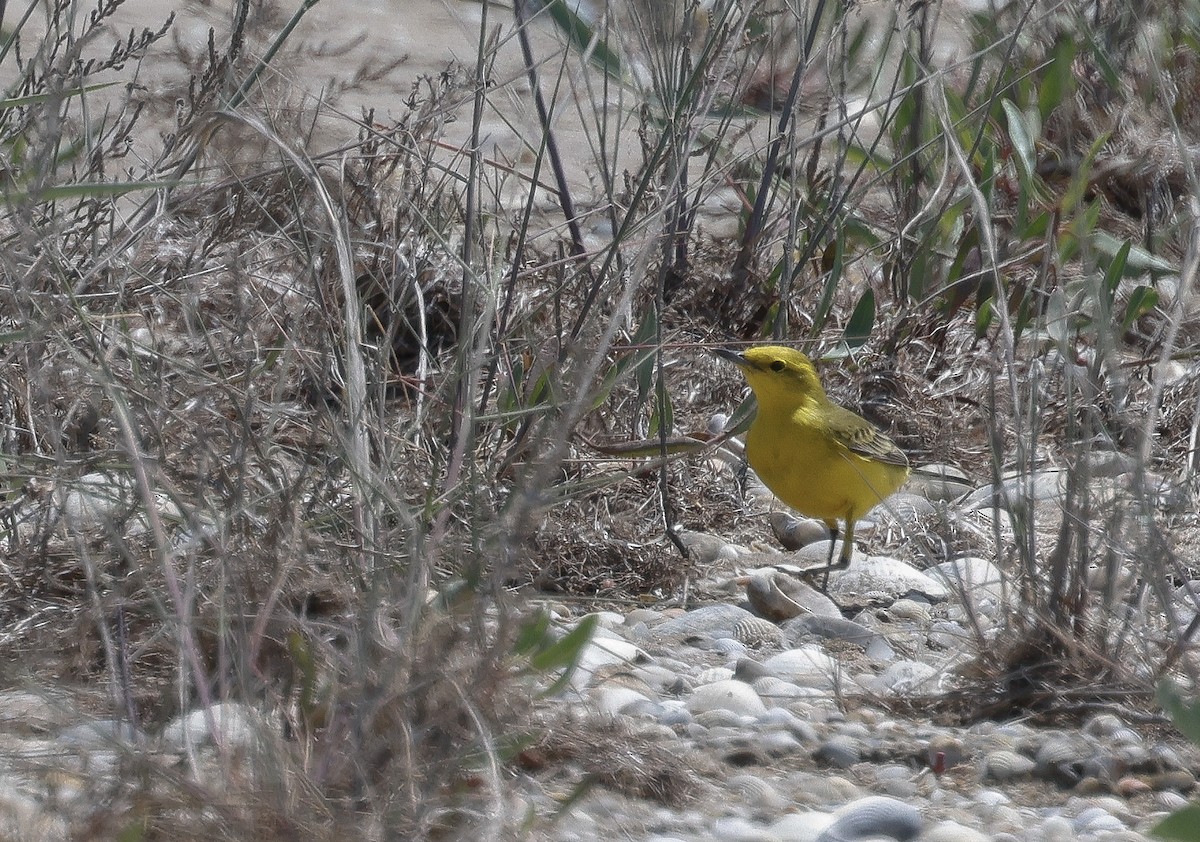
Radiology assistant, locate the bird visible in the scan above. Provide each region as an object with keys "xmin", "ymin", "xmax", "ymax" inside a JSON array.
[{"xmin": 715, "ymin": 345, "xmax": 909, "ymax": 586}]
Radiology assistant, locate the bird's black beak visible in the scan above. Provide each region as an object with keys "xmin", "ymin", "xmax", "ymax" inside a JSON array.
[{"xmin": 712, "ymin": 347, "xmax": 749, "ymax": 368}]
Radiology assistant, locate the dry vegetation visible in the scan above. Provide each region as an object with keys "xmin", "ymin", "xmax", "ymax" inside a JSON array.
[{"xmin": 3, "ymin": 0, "xmax": 1200, "ymax": 837}]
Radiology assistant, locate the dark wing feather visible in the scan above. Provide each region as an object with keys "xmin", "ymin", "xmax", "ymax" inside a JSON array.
[{"xmin": 826, "ymin": 403, "xmax": 909, "ymax": 468}]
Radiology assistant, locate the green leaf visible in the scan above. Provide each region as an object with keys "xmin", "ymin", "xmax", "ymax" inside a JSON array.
[
  {"xmin": 1001, "ymin": 99, "xmax": 1036, "ymax": 191},
  {"xmin": 842, "ymin": 216, "xmax": 883, "ymax": 249},
  {"xmin": 543, "ymin": 778, "xmax": 597, "ymax": 829},
  {"xmin": 906, "ymin": 243, "xmax": 929, "ymax": 303},
  {"xmin": 648, "ymin": 375, "xmax": 673, "ymax": 438},
  {"xmin": 975, "ymin": 296, "xmax": 994, "ymax": 338},
  {"xmin": 595, "ymin": 307, "xmax": 660, "ymax": 414},
  {"xmin": 512, "ymin": 611, "xmax": 552, "ymax": 658},
  {"xmin": 942, "ymin": 227, "xmax": 981, "ymax": 319},
  {"xmin": 1102, "ymin": 238, "xmax": 1132, "ymax": 306},
  {"xmin": 842, "ymin": 288, "xmax": 875, "ymax": 349},
  {"xmin": 1061, "ymin": 131, "xmax": 1110, "ymax": 216},
  {"xmin": 1121, "ymin": 285, "xmax": 1159, "ymax": 333},
  {"xmin": 634, "ymin": 317, "xmax": 658, "ymax": 404},
  {"xmin": 115, "ymin": 819, "xmax": 147, "ymax": 842},
  {"xmin": 529, "ymin": 371, "xmax": 553, "ymax": 407},
  {"xmin": 1085, "ymin": 32, "xmax": 1121, "ymax": 91},
  {"xmin": 503, "ymin": 355, "xmax": 527, "ymax": 415},
  {"xmin": 891, "ymin": 53, "xmax": 919, "ymax": 151},
  {"xmin": 1060, "ymin": 200, "xmax": 1102, "ymax": 265},
  {"xmin": 534, "ymin": 614, "xmax": 600, "ymax": 695},
  {"xmin": 1038, "ymin": 38, "xmax": 1076, "ymax": 123},
  {"xmin": 287, "ymin": 631, "xmax": 317, "ymax": 715},
  {"xmin": 845, "ymin": 15, "xmax": 872, "ymax": 65},
  {"xmin": 0, "ymin": 328, "xmax": 32, "ymax": 345},
  {"xmin": 725, "ymin": 394, "xmax": 756, "ymax": 435},
  {"xmin": 1019, "ymin": 210, "xmax": 1053, "ymax": 241},
  {"xmin": 531, "ymin": 614, "xmax": 598, "ymax": 672},
  {"xmin": 5, "ymin": 179, "xmax": 180, "ymax": 204},
  {"xmin": 941, "ymin": 87, "xmax": 972, "ymax": 152},
  {"xmin": 1044, "ymin": 288, "xmax": 1070, "ymax": 348},
  {"xmin": 544, "ymin": 0, "xmax": 623, "ymax": 78},
  {"xmin": 811, "ymin": 237, "xmax": 845, "ymax": 336},
  {"xmin": 979, "ymin": 141, "xmax": 996, "ymax": 204},
  {"xmin": 0, "ymin": 81, "xmax": 122, "ymax": 110},
  {"xmin": 1092, "ymin": 231, "xmax": 1177, "ymax": 276},
  {"xmin": 843, "ymin": 144, "xmax": 891, "ymax": 171},
  {"xmin": 1152, "ymin": 803, "xmax": 1200, "ymax": 841},
  {"xmin": 1012, "ymin": 290, "xmax": 1035, "ymax": 344},
  {"xmin": 1158, "ymin": 682, "xmax": 1200, "ymax": 745}
]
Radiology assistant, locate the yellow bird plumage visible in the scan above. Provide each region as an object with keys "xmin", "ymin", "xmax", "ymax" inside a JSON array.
[{"xmin": 716, "ymin": 345, "xmax": 909, "ymax": 579}]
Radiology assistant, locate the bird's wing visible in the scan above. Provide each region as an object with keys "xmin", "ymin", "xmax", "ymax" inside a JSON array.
[{"xmin": 827, "ymin": 404, "xmax": 909, "ymax": 468}]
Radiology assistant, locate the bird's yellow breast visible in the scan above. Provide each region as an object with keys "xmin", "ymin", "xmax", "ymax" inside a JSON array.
[{"xmin": 745, "ymin": 405, "xmax": 907, "ymax": 524}]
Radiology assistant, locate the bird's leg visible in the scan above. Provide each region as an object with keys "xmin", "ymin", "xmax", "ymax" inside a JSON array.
[
  {"xmin": 819, "ymin": 517, "xmax": 854, "ymax": 592},
  {"xmin": 825, "ymin": 523, "xmax": 838, "ymax": 565},
  {"xmin": 835, "ymin": 517, "xmax": 854, "ymax": 570},
  {"xmin": 819, "ymin": 521, "xmax": 839, "ymax": 592}
]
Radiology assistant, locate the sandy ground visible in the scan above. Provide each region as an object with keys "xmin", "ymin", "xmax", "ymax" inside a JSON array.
[
  {"xmin": 24, "ymin": 0, "xmax": 642, "ymax": 227},
  {"xmin": 4, "ymin": 0, "xmax": 989, "ymax": 247},
  {"xmin": 0, "ymin": 1, "xmax": 620, "ymax": 249}
]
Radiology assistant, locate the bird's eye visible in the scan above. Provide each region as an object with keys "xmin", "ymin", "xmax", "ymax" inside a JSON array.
[{"xmin": 770, "ymin": 360, "xmax": 786, "ymax": 372}]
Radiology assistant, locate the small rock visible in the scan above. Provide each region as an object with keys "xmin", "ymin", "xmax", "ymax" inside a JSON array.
[
  {"xmin": 828, "ymin": 556, "xmax": 949, "ymax": 603},
  {"xmin": 962, "ymin": 470, "xmax": 1066, "ymax": 512},
  {"xmin": 687, "ymin": 680, "xmax": 767, "ymax": 718},
  {"xmin": 780, "ymin": 615, "xmax": 884, "ymax": 650},
  {"xmin": 876, "ymin": 660, "xmax": 939, "ymax": 695},
  {"xmin": 870, "ymin": 492, "xmax": 938, "ymax": 529},
  {"xmin": 763, "ymin": 646, "xmax": 840, "ymax": 690},
  {"xmin": 589, "ymin": 686, "xmax": 651, "ymax": 718},
  {"xmin": 771, "ymin": 511, "xmax": 833, "ymax": 550},
  {"xmin": 814, "ymin": 735, "xmax": 861, "ymax": 769},
  {"xmin": 982, "ymin": 750, "xmax": 1036, "ymax": 782},
  {"xmin": 161, "ymin": 702, "xmax": 270, "ymax": 751},
  {"xmin": 652, "ymin": 604, "xmax": 761, "ymax": 642},
  {"xmin": 710, "ymin": 816, "xmax": 776, "ymax": 841},
  {"xmin": 747, "ymin": 571, "xmax": 838, "ymax": 621},
  {"xmin": 815, "ymin": 795, "xmax": 922, "ymax": 842},
  {"xmin": 921, "ymin": 821, "xmax": 990, "ymax": 842},
  {"xmin": 905, "ymin": 463, "xmax": 973, "ymax": 503}
]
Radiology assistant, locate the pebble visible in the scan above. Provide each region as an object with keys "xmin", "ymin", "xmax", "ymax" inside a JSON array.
[
  {"xmin": 780, "ymin": 615, "xmax": 886, "ymax": 652},
  {"xmin": 983, "ymin": 750, "xmax": 1037, "ymax": 782},
  {"xmin": 573, "ymin": 635, "xmax": 647, "ymax": 688},
  {"xmin": 762, "ymin": 646, "xmax": 841, "ymax": 690},
  {"xmin": 770, "ymin": 811, "xmax": 835, "ymax": 839},
  {"xmin": 0, "ymin": 543, "xmax": 1186, "ymax": 842},
  {"xmin": 747, "ymin": 571, "xmax": 840, "ymax": 621},
  {"xmin": 771, "ymin": 510, "xmax": 833, "ymax": 550},
  {"xmin": 591, "ymin": 686, "xmax": 652, "ymax": 718},
  {"xmin": 688, "ymin": 680, "xmax": 767, "ymax": 717},
  {"xmin": 827, "ymin": 556, "xmax": 949, "ymax": 603},
  {"xmin": 711, "ymin": 816, "xmax": 778, "ymax": 841},
  {"xmin": 874, "ymin": 660, "xmax": 939, "ymax": 694},
  {"xmin": 161, "ymin": 701, "xmax": 271, "ymax": 750},
  {"xmin": 923, "ymin": 821, "xmax": 991, "ymax": 842},
  {"xmin": 871, "ymin": 492, "xmax": 939, "ymax": 529},
  {"xmin": 961, "ymin": 470, "xmax": 1068, "ymax": 511},
  {"xmin": 906, "ymin": 463, "xmax": 975, "ymax": 503},
  {"xmin": 652, "ymin": 603, "xmax": 763, "ymax": 642},
  {"xmin": 815, "ymin": 735, "xmax": 862, "ymax": 768},
  {"xmin": 815, "ymin": 795, "xmax": 922, "ymax": 841}
]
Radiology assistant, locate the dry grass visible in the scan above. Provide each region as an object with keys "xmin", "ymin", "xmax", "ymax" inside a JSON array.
[{"xmin": 4, "ymin": 0, "xmax": 1200, "ymax": 837}]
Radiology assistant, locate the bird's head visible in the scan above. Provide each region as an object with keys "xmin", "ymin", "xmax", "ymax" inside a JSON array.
[{"xmin": 714, "ymin": 345, "xmax": 827, "ymax": 410}]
